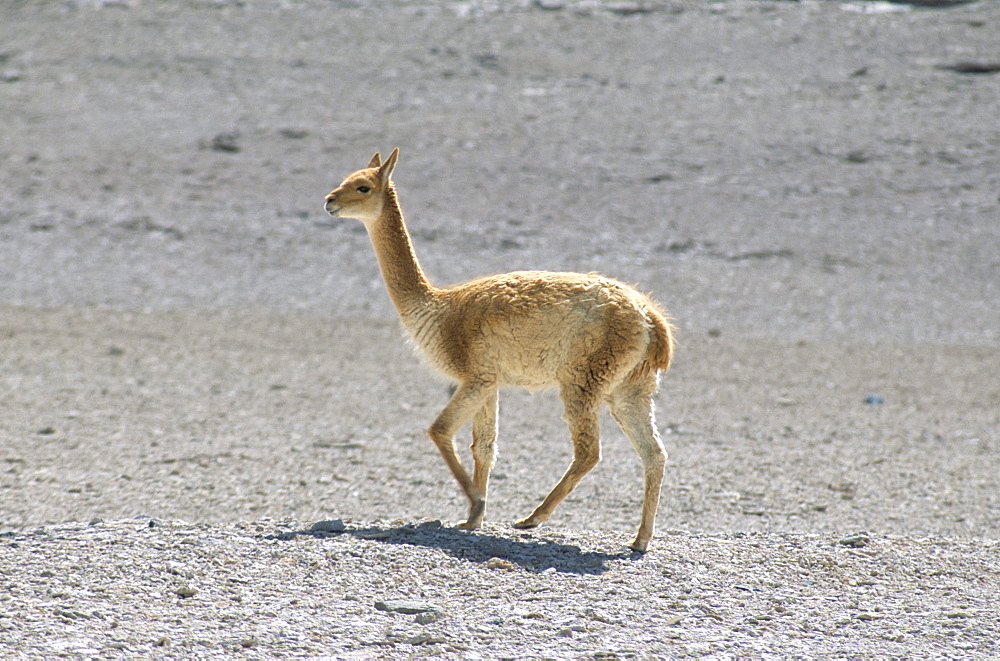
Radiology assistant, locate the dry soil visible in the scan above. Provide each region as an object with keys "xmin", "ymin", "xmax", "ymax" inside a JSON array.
[{"xmin": 1, "ymin": 0, "xmax": 998, "ymax": 657}]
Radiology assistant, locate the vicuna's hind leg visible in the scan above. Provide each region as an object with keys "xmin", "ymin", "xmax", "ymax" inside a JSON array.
[
  {"xmin": 428, "ymin": 380, "xmax": 493, "ymax": 529},
  {"xmin": 514, "ymin": 385, "xmax": 602, "ymax": 530},
  {"xmin": 466, "ymin": 389, "xmax": 499, "ymax": 529},
  {"xmin": 607, "ymin": 378, "xmax": 666, "ymax": 553}
]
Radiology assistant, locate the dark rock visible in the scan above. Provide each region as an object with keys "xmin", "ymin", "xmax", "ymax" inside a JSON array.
[
  {"xmin": 936, "ymin": 61, "xmax": 1000, "ymax": 75},
  {"xmin": 208, "ymin": 132, "xmax": 240, "ymax": 153},
  {"xmin": 374, "ymin": 599, "xmax": 442, "ymax": 615}
]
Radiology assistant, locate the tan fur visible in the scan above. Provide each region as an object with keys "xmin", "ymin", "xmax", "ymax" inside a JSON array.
[{"xmin": 324, "ymin": 148, "xmax": 674, "ymax": 552}]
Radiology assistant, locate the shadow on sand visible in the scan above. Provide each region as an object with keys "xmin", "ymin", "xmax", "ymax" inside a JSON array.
[{"xmin": 272, "ymin": 520, "xmax": 639, "ymax": 575}]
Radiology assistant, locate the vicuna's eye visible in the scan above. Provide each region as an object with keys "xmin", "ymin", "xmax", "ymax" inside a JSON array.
[{"xmin": 357, "ymin": 186, "xmax": 371, "ymax": 194}]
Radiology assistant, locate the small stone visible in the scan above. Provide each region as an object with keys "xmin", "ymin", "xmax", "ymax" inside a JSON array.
[
  {"xmin": 310, "ymin": 519, "xmax": 346, "ymax": 533},
  {"xmin": 208, "ymin": 132, "xmax": 240, "ymax": 153},
  {"xmin": 175, "ymin": 586, "xmax": 198, "ymax": 598},
  {"xmin": 845, "ymin": 149, "xmax": 870, "ymax": 163},
  {"xmin": 608, "ymin": 3, "xmax": 658, "ymax": 16},
  {"xmin": 240, "ymin": 638, "xmax": 258, "ymax": 648},
  {"xmin": 485, "ymin": 557, "xmax": 517, "ymax": 571},
  {"xmin": 155, "ymin": 636, "xmax": 169, "ymax": 647},
  {"xmin": 864, "ymin": 393, "xmax": 885, "ymax": 406},
  {"xmin": 839, "ymin": 534, "xmax": 872, "ymax": 548},
  {"xmin": 316, "ymin": 440, "xmax": 367, "ymax": 449},
  {"xmin": 37, "ymin": 427, "xmax": 56, "ymax": 436},
  {"xmin": 374, "ymin": 599, "xmax": 441, "ymax": 615},
  {"xmin": 416, "ymin": 610, "xmax": 445, "ymax": 624},
  {"xmin": 937, "ymin": 61, "xmax": 1000, "ymax": 75}
]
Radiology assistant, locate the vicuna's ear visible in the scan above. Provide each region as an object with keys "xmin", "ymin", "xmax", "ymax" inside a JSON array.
[
  {"xmin": 379, "ymin": 147, "xmax": 399, "ymax": 183},
  {"xmin": 367, "ymin": 152, "xmax": 382, "ymax": 169}
]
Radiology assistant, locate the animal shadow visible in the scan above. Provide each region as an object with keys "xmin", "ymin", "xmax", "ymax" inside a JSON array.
[{"xmin": 277, "ymin": 520, "xmax": 638, "ymax": 575}]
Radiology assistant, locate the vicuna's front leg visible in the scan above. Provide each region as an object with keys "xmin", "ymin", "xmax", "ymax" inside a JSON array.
[
  {"xmin": 468, "ymin": 390, "xmax": 498, "ymax": 528},
  {"xmin": 427, "ymin": 380, "xmax": 491, "ymax": 529}
]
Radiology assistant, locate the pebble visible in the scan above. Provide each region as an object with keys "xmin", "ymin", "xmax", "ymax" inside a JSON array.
[
  {"xmin": 937, "ymin": 61, "xmax": 1000, "ymax": 75},
  {"xmin": 416, "ymin": 610, "xmax": 445, "ymax": 624},
  {"xmin": 485, "ymin": 557, "xmax": 517, "ymax": 571},
  {"xmin": 208, "ymin": 132, "xmax": 240, "ymax": 153},
  {"xmin": 374, "ymin": 599, "xmax": 442, "ymax": 615},
  {"xmin": 310, "ymin": 519, "xmax": 346, "ymax": 533},
  {"xmin": 175, "ymin": 586, "xmax": 198, "ymax": 598},
  {"xmin": 839, "ymin": 534, "xmax": 872, "ymax": 548}
]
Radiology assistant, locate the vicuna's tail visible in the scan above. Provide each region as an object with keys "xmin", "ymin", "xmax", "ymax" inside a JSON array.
[
  {"xmin": 647, "ymin": 308, "xmax": 674, "ymax": 373},
  {"xmin": 625, "ymin": 305, "xmax": 674, "ymax": 386}
]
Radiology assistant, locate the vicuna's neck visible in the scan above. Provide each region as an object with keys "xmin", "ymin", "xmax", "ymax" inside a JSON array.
[{"xmin": 367, "ymin": 185, "xmax": 435, "ymax": 318}]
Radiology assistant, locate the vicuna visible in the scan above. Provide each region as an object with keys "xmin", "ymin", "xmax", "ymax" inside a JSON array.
[{"xmin": 324, "ymin": 149, "xmax": 674, "ymax": 552}]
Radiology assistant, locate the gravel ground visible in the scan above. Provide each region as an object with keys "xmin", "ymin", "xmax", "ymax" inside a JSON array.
[
  {"xmin": 1, "ymin": 0, "xmax": 999, "ymax": 657},
  {"xmin": 3, "ymin": 518, "xmax": 998, "ymax": 658}
]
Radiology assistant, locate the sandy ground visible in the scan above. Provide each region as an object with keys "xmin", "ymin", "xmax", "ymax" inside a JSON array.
[{"xmin": 1, "ymin": 0, "xmax": 998, "ymax": 657}]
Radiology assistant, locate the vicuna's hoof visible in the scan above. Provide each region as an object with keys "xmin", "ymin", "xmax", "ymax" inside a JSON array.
[
  {"xmin": 628, "ymin": 540, "xmax": 649, "ymax": 553},
  {"xmin": 512, "ymin": 518, "xmax": 540, "ymax": 529},
  {"xmin": 458, "ymin": 499, "xmax": 486, "ymax": 530}
]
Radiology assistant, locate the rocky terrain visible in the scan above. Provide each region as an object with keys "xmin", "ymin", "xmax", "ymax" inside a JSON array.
[{"xmin": 1, "ymin": 0, "xmax": 998, "ymax": 657}]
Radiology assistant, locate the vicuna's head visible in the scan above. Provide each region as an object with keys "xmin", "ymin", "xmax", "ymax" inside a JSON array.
[{"xmin": 324, "ymin": 148, "xmax": 399, "ymax": 225}]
